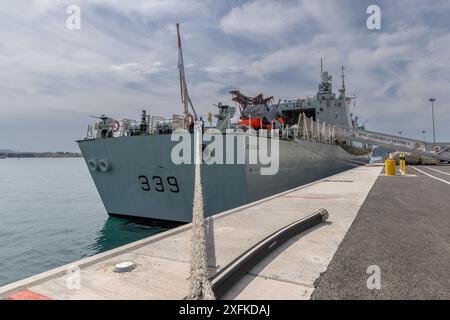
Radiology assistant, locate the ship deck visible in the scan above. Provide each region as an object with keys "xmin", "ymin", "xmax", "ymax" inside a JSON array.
[{"xmin": 1, "ymin": 163, "xmax": 449, "ymax": 300}]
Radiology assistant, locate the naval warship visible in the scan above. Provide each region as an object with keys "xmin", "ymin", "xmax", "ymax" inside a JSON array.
[{"xmin": 77, "ymin": 26, "xmax": 371, "ymax": 223}]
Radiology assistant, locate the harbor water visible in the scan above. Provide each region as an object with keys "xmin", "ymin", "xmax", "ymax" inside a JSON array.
[{"xmin": 0, "ymin": 158, "xmax": 167, "ymax": 287}]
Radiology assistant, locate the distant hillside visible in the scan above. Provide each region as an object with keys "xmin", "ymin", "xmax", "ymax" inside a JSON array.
[{"xmin": 0, "ymin": 149, "xmax": 15, "ymax": 153}]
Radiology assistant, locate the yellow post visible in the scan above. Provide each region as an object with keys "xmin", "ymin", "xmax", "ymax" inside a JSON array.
[
  {"xmin": 207, "ymin": 112, "xmax": 213, "ymax": 128},
  {"xmin": 399, "ymin": 153, "xmax": 406, "ymax": 175},
  {"xmin": 385, "ymin": 158, "xmax": 396, "ymax": 176}
]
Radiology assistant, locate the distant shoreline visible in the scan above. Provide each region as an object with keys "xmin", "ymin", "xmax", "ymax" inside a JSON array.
[{"xmin": 0, "ymin": 152, "xmax": 82, "ymax": 159}]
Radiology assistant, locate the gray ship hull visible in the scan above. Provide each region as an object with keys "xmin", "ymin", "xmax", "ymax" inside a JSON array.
[{"xmin": 77, "ymin": 134, "xmax": 369, "ymax": 222}]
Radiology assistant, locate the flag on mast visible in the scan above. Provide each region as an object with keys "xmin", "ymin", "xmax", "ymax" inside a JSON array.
[
  {"xmin": 177, "ymin": 23, "xmax": 187, "ymax": 106},
  {"xmin": 177, "ymin": 23, "xmax": 185, "ymax": 77}
]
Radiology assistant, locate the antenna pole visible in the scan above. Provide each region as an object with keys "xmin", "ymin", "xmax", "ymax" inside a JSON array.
[{"xmin": 429, "ymin": 98, "xmax": 436, "ymax": 144}]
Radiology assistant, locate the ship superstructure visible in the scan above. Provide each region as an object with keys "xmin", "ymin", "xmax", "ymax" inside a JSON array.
[
  {"xmin": 278, "ymin": 63, "xmax": 355, "ymax": 128},
  {"xmin": 77, "ymin": 26, "xmax": 371, "ymax": 223},
  {"xmin": 78, "ymin": 68, "xmax": 371, "ymax": 222}
]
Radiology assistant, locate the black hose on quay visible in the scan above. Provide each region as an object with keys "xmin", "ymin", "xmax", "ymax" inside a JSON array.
[{"xmin": 210, "ymin": 208, "xmax": 329, "ymax": 299}]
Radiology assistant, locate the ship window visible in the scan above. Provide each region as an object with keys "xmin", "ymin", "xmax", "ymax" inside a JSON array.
[
  {"xmin": 320, "ymin": 107, "xmax": 324, "ymax": 111},
  {"xmin": 326, "ymin": 102, "xmax": 330, "ymax": 107}
]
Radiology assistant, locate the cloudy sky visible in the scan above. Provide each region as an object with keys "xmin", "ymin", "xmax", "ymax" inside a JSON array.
[{"xmin": 1, "ymin": 0, "xmax": 449, "ymax": 151}]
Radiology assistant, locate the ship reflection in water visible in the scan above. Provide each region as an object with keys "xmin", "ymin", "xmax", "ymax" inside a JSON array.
[{"xmin": 87, "ymin": 217, "xmax": 183, "ymax": 254}]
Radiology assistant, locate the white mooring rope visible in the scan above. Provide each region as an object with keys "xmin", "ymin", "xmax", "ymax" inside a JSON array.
[{"xmin": 187, "ymin": 121, "xmax": 215, "ymax": 300}]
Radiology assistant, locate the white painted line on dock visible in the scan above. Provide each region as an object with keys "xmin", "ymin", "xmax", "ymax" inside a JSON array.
[
  {"xmin": 425, "ymin": 166, "xmax": 450, "ymax": 176},
  {"xmin": 411, "ymin": 166, "xmax": 450, "ymax": 185}
]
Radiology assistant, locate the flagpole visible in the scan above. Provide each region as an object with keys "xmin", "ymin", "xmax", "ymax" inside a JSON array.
[{"xmin": 177, "ymin": 23, "xmax": 191, "ymax": 128}]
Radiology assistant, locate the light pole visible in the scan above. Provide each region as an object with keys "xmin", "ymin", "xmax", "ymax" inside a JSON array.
[
  {"xmin": 429, "ymin": 98, "xmax": 436, "ymax": 144},
  {"xmin": 422, "ymin": 130, "xmax": 426, "ymax": 142}
]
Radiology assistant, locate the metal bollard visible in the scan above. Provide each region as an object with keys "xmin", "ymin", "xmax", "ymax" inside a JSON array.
[
  {"xmin": 399, "ymin": 153, "xmax": 406, "ymax": 175},
  {"xmin": 385, "ymin": 158, "xmax": 396, "ymax": 176}
]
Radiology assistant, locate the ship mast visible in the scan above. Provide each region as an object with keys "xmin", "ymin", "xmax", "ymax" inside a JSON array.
[
  {"xmin": 320, "ymin": 58, "xmax": 323, "ymax": 76},
  {"xmin": 177, "ymin": 23, "xmax": 197, "ymax": 128},
  {"xmin": 339, "ymin": 65, "xmax": 346, "ymax": 98}
]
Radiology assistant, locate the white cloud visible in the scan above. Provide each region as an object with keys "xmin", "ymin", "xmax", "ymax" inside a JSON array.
[
  {"xmin": 0, "ymin": 0, "xmax": 450, "ymax": 151},
  {"xmin": 220, "ymin": 0, "xmax": 350, "ymax": 39},
  {"xmin": 221, "ymin": 0, "xmax": 304, "ymax": 37},
  {"xmin": 111, "ymin": 61, "xmax": 165, "ymax": 74}
]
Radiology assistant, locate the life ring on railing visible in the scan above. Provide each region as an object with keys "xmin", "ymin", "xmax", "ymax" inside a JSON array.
[
  {"xmin": 98, "ymin": 159, "xmax": 112, "ymax": 172},
  {"xmin": 184, "ymin": 113, "xmax": 194, "ymax": 129},
  {"xmin": 88, "ymin": 159, "xmax": 98, "ymax": 172},
  {"xmin": 203, "ymin": 144, "xmax": 212, "ymax": 163},
  {"xmin": 110, "ymin": 120, "xmax": 120, "ymax": 133}
]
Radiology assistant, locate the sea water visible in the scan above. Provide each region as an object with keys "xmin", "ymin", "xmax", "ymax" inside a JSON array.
[{"xmin": 0, "ymin": 158, "xmax": 166, "ymax": 287}]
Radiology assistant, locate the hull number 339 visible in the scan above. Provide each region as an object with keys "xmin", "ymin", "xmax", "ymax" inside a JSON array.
[{"xmin": 139, "ymin": 175, "xmax": 180, "ymax": 193}]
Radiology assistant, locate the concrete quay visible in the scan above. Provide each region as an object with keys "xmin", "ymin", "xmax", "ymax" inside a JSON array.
[{"xmin": 3, "ymin": 164, "xmax": 446, "ymax": 300}]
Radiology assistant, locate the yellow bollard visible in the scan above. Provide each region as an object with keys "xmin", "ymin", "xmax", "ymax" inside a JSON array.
[
  {"xmin": 399, "ymin": 153, "xmax": 406, "ymax": 175},
  {"xmin": 385, "ymin": 159, "xmax": 396, "ymax": 176}
]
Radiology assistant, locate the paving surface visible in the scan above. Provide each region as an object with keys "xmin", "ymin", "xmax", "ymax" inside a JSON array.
[
  {"xmin": 312, "ymin": 165, "xmax": 450, "ymax": 300},
  {"xmin": 0, "ymin": 165, "xmax": 382, "ymax": 300}
]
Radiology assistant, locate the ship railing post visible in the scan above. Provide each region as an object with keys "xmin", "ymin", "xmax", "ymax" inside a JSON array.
[
  {"xmin": 321, "ymin": 122, "xmax": 326, "ymax": 143},
  {"xmin": 303, "ymin": 113, "xmax": 308, "ymax": 140},
  {"xmin": 329, "ymin": 125, "xmax": 332, "ymax": 142},
  {"xmin": 313, "ymin": 120, "xmax": 316, "ymax": 141},
  {"xmin": 316, "ymin": 119, "xmax": 320, "ymax": 142},
  {"xmin": 326, "ymin": 123, "xmax": 330, "ymax": 144}
]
